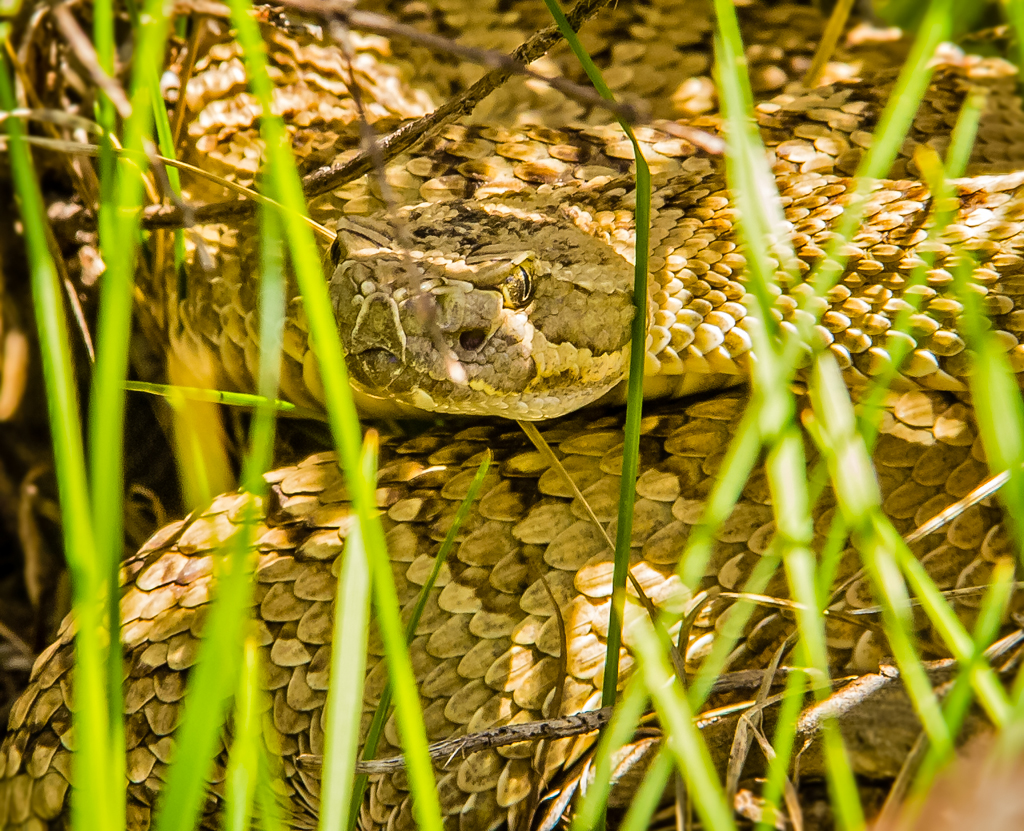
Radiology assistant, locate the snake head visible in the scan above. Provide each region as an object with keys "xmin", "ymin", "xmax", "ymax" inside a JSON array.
[{"xmin": 329, "ymin": 200, "xmax": 636, "ymax": 419}]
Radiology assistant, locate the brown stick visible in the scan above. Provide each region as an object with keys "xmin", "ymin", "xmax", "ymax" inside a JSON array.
[{"xmin": 139, "ymin": 0, "xmax": 616, "ymax": 230}]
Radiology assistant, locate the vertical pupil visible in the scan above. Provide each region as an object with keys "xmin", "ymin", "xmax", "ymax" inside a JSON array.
[
  {"xmin": 505, "ymin": 266, "xmax": 536, "ymax": 309},
  {"xmin": 518, "ymin": 269, "xmax": 530, "ymax": 302}
]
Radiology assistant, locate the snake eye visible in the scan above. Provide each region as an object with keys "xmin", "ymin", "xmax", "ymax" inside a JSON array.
[{"xmin": 501, "ymin": 265, "xmax": 534, "ymax": 309}]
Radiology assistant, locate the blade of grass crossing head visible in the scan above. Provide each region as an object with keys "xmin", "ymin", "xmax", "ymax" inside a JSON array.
[
  {"xmin": 222, "ymin": 4, "xmax": 442, "ymax": 828},
  {"xmin": 0, "ymin": 51, "xmax": 117, "ymax": 831},
  {"xmin": 539, "ymin": 0, "xmax": 650, "ymax": 710}
]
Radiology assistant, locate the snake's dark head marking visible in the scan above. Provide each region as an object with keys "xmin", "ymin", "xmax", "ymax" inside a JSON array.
[{"xmin": 329, "ymin": 199, "xmax": 636, "ymax": 419}]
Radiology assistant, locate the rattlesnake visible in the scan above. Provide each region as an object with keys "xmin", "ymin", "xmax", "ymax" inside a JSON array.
[{"xmin": 3, "ymin": 2, "xmax": 1024, "ymax": 830}]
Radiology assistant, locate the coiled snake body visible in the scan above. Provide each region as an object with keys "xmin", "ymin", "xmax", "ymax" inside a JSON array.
[{"xmin": 4, "ymin": 2, "xmax": 1024, "ymax": 830}]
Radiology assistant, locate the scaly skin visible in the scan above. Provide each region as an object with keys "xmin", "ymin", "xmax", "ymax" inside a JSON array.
[
  {"xmin": 0, "ymin": 388, "xmax": 1013, "ymax": 831},
  {"xmin": 176, "ymin": 62, "xmax": 1024, "ymax": 418},
  {"xmin": 4, "ymin": 1, "xmax": 1024, "ymax": 830},
  {"xmin": 324, "ymin": 163, "xmax": 1024, "ymax": 417}
]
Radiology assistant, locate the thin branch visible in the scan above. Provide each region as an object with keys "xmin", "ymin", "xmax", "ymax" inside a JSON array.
[
  {"xmin": 282, "ymin": 0, "xmax": 638, "ymax": 123},
  {"xmin": 301, "ymin": 0, "xmax": 615, "ymax": 200},
  {"xmin": 138, "ymin": 0, "xmax": 615, "ymax": 230},
  {"xmin": 293, "ymin": 665, "xmax": 846, "ymax": 776},
  {"xmin": 297, "ymin": 708, "xmax": 615, "ymax": 776}
]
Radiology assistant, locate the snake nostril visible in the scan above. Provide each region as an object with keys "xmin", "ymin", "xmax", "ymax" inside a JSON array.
[{"xmin": 459, "ymin": 329, "xmax": 487, "ymax": 351}]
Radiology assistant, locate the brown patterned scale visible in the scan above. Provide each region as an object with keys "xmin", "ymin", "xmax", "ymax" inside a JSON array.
[
  {"xmin": 0, "ymin": 389, "xmax": 1015, "ymax": 830},
  {"xmin": 5, "ymin": 0, "xmax": 1024, "ymax": 829},
  {"xmin": 179, "ymin": 120, "xmax": 1024, "ymax": 420}
]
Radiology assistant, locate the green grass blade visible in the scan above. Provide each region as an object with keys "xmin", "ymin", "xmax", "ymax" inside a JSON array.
[
  {"xmin": 349, "ymin": 450, "xmax": 492, "ymax": 831},
  {"xmin": 755, "ymin": 670, "xmax": 808, "ymax": 831},
  {"xmin": 153, "ymin": 170, "xmax": 287, "ymax": 831},
  {"xmin": 711, "ymin": 3, "xmax": 865, "ymax": 825},
  {"xmin": 688, "ymin": 550, "xmax": 781, "ymax": 706},
  {"xmin": 320, "ymin": 502, "xmax": 372, "ymax": 831},
  {"xmin": 678, "ymin": 404, "xmax": 763, "ymax": 590},
  {"xmin": 89, "ymin": 0, "xmax": 177, "ymax": 565},
  {"xmin": 838, "ymin": 86, "xmax": 987, "ymax": 456},
  {"xmin": 150, "ymin": 506, "xmax": 261, "ymax": 831},
  {"xmin": 945, "ymin": 232, "xmax": 1024, "ymax": 741},
  {"xmin": 87, "ymin": 3, "xmax": 177, "ymax": 811},
  {"xmin": 0, "ymin": 48, "xmax": 116, "ymax": 831},
  {"xmin": 808, "ymin": 357, "xmax": 952, "ymax": 749},
  {"xmin": 243, "ymin": 204, "xmax": 287, "ymax": 483},
  {"xmin": 539, "ymin": 0, "xmax": 651, "ymax": 708},
  {"xmin": 256, "ymin": 739, "xmax": 290, "ymax": 831},
  {"xmin": 788, "ymin": 0, "xmax": 955, "ymax": 341},
  {"xmin": 88, "ymin": 0, "xmax": 127, "ymax": 813},
  {"xmin": 125, "ymin": 380, "xmax": 309, "ymax": 415},
  {"xmin": 569, "ymin": 679, "xmax": 648, "ymax": 831},
  {"xmin": 902, "ymin": 559, "xmax": 1016, "ymax": 812},
  {"xmin": 1009, "ymin": 0, "xmax": 1024, "ymax": 83},
  {"xmin": 631, "ymin": 618, "xmax": 736, "ymax": 831},
  {"xmin": 224, "ymin": 634, "xmax": 263, "ymax": 831},
  {"xmin": 221, "ymin": 3, "xmax": 442, "ymax": 828},
  {"xmin": 618, "ymin": 747, "xmax": 674, "ymax": 831}
]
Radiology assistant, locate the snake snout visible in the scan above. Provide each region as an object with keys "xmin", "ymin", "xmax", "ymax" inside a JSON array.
[{"xmin": 347, "ymin": 292, "xmax": 410, "ymax": 391}]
